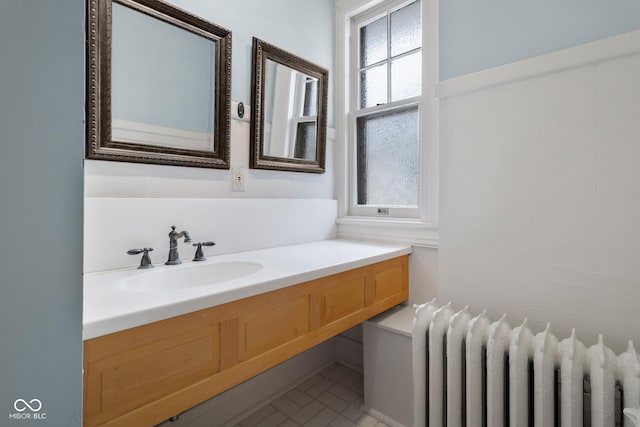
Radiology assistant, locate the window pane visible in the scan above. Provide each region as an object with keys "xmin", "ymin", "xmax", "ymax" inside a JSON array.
[
  {"xmin": 360, "ymin": 64, "xmax": 387, "ymax": 108},
  {"xmin": 360, "ymin": 16, "xmax": 387, "ymax": 67},
  {"xmin": 391, "ymin": 51, "xmax": 421, "ymax": 101},
  {"xmin": 294, "ymin": 122, "xmax": 317, "ymax": 160},
  {"xmin": 391, "ymin": 0, "xmax": 421, "ymax": 57},
  {"xmin": 302, "ymin": 78, "xmax": 318, "ymax": 117},
  {"xmin": 357, "ymin": 107, "xmax": 419, "ymax": 206}
]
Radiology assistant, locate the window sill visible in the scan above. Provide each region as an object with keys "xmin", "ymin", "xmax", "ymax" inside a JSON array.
[{"xmin": 336, "ymin": 216, "xmax": 439, "ymax": 248}]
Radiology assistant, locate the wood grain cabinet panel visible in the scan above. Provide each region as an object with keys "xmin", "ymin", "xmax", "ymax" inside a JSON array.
[
  {"xmin": 84, "ymin": 312, "xmax": 221, "ymax": 427},
  {"xmin": 100, "ymin": 331, "xmax": 218, "ymax": 417},
  {"xmin": 83, "ymin": 255, "xmax": 408, "ymax": 427},
  {"xmin": 238, "ymin": 295, "xmax": 310, "ymax": 361},
  {"xmin": 320, "ymin": 277, "xmax": 365, "ymax": 325},
  {"xmin": 373, "ymin": 264, "xmax": 406, "ymax": 302}
]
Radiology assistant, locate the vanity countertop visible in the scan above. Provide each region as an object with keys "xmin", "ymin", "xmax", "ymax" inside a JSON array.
[{"xmin": 83, "ymin": 239, "xmax": 412, "ymax": 339}]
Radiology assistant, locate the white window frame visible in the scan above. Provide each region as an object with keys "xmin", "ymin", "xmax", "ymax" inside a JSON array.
[
  {"xmin": 335, "ymin": 0, "xmax": 439, "ymax": 247},
  {"xmin": 351, "ymin": 0, "xmax": 421, "ymax": 218}
]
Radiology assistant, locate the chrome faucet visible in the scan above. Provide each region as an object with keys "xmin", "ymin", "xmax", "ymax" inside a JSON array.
[{"xmin": 165, "ymin": 225, "xmax": 192, "ymax": 265}]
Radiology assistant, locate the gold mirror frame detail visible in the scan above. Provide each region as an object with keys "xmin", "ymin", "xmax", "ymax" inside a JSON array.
[
  {"xmin": 86, "ymin": 0, "xmax": 232, "ymax": 168},
  {"xmin": 250, "ymin": 38, "xmax": 328, "ymax": 174}
]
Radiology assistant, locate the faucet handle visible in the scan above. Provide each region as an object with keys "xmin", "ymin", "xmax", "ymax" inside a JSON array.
[
  {"xmin": 127, "ymin": 247, "xmax": 154, "ymax": 269},
  {"xmin": 192, "ymin": 241, "xmax": 215, "ymax": 262}
]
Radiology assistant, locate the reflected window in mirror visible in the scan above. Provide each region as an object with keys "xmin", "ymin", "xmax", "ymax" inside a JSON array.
[
  {"xmin": 263, "ymin": 61, "xmax": 318, "ymax": 161},
  {"xmin": 250, "ymin": 38, "xmax": 328, "ymax": 173},
  {"xmin": 86, "ymin": 0, "xmax": 231, "ymax": 168}
]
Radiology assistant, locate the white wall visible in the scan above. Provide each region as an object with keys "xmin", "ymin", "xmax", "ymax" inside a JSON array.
[
  {"xmin": 408, "ymin": 247, "xmax": 439, "ymax": 305},
  {"xmin": 438, "ymin": 30, "xmax": 640, "ymax": 353},
  {"xmin": 84, "ymin": 197, "xmax": 337, "ymax": 272}
]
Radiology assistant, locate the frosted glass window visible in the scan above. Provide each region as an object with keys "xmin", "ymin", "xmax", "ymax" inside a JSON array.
[
  {"xmin": 358, "ymin": 0, "xmax": 421, "ymax": 110},
  {"xmin": 351, "ymin": 0, "xmax": 422, "ymax": 216},
  {"xmin": 294, "ymin": 122, "xmax": 317, "ymax": 160},
  {"xmin": 360, "ymin": 16, "xmax": 387, "ymax": 67},
  {"xmin": 391, "ymin": 51, "xmax": 421, "ymax": 101},
  {"xmin": 356, "ymin": 106, "xmax": 419, "ymax": 206},
  {"xmin": 391, "ymin": 0, "xmax": 421, "ymax": 56},
  {"xmin": 360, "ymin": 64, "xmax": 387, "ymax": 108}
]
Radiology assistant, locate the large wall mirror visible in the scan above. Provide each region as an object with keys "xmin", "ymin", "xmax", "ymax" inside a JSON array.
[
  {"xmin": 86, "ymin": 0, "xmax": 231, "ymax": 168},
  {"xmin": 250, "ymin": 38, "xmax": 328, "ymax": 173}
]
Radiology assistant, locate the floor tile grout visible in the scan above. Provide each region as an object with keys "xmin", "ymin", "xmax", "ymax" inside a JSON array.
[{"xmin": 234, "ymin": 363, "xmax": 388, "ymax": 427}]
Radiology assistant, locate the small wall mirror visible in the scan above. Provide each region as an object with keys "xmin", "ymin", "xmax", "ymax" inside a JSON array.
[
  {"xmin": 250, "ymin": 38, "xmax": 328, "ymax": 173},
  {"xmin": 86, "ymin": 0, "xmax": 232, "ymax": 168}
]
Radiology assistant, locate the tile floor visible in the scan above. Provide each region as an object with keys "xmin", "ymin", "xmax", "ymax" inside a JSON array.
[{"xmin": 233, "ymin": 363, "xmax": 387, "ymax": 427}]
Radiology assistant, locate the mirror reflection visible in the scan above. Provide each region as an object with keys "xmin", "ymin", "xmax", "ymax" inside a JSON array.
[
  {"xmin": 86, "ymin": 0, "xmax": 232, "ymax": 168},
  {"xmin": 111, "ymin": 2, "xmax": 216, "ymax": 151},
  {"xmin": 250, "ymin": 37, "xmax": 328, "ymax": 174},
  {"xmin": 263, "ymin": 60, "xmax": 318, "ymax": 160}
]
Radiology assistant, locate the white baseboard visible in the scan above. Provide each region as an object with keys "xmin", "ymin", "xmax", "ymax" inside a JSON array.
[{"xmin": 362, "ymin": 406, "xmax": 408, "ymax": 427}]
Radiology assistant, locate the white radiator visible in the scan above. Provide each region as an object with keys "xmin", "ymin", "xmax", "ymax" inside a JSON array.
[{"xmin": 412, "ymin": 299, "xmax": 640, "ymax": 427}]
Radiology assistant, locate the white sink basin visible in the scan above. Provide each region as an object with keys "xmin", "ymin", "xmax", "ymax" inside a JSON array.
[{"xmin": 116, "ymin": 261, "xmax": 263, "ymax": 292}]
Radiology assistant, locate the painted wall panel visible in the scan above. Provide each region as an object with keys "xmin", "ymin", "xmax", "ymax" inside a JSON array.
[
  {"xmin": 441, "ymin": 0, "xmax": 640, "ymax": 79},
  {"xmin": 0, "ymin": 0, "xmax": 84, "ymax": 425},
  {"xmin": 439, "ymin": 40, "xmax": 640, "ymax": 353}
]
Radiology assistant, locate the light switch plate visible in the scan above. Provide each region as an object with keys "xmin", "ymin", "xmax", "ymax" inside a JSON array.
[{"xmin": 231, "ymin": 166, "xmax": 245, "ymax": 192}]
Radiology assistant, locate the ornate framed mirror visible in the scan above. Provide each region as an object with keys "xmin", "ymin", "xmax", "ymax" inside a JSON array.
[
  {"xmin": 86, "ymin": 0, "xmax": 231, "ymax": 168},
  {"xmin": 250, "ymin": 38, "xmax": 328, "ymax": 173}
]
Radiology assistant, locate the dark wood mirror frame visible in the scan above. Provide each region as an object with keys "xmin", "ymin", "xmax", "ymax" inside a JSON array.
[
  {"xmin": 250, "ymin": 37, "xmax": 328, "ymax": 174},
  {"xmin": 86, "ymin": 0, "xmax": 232, "ymax": 168}
]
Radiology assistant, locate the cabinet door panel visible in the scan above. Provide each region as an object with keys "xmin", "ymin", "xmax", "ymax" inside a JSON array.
[
  {"xmin": 373, "ymin": 265, "xmax": 406, "ymax": 302},
  {"xmin": 320, "ymin": 277, "xmax": 366, "ymax": 325},
  {"xmin": 238, "ymin": 295, "xmax": 310, "ymax": 361},
  {"xmin": 88, "ymin": 326, "xmax": 219, "ymax": 422}
]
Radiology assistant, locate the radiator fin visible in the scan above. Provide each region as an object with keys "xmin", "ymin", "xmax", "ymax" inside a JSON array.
[
  {"xmin": 446, "ymin": 306, "xmax": 471, "ymax": 427},
  {"xmin": 559, "ymin": 329, "xmax": 586, "ymax": 427},
  {"xmin": 412, "ymin": 299, "xmax": 440, "ymax": 427},
  {"xmin": 428, "ymin": 303, "xmax": 454, "ymax": 427},
  {"xmin": 509, "ymin": 318, "xmax": 534, "ymax": 426},
  {"xmin": 466, "ymin": 310, "xmax": 490, "ymax": 427},
  {"xmin": 534, "ymin": 324, "xmax": 559, "ymax": 427},
  {"xmin": 487, "ymin": 314, "xmax": 511, "ymax": 427}
]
